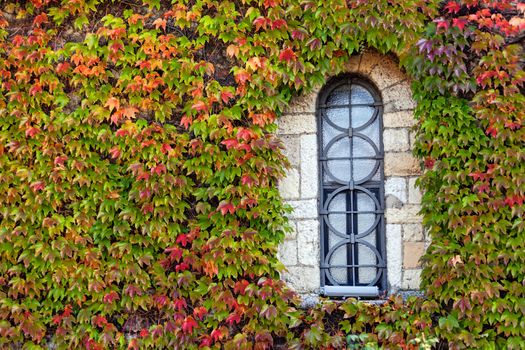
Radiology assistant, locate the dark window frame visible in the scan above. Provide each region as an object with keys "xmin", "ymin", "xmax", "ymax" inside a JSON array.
[{"xmin": 317, "ymin": 74, "xmax": 387, "ymax": 297}]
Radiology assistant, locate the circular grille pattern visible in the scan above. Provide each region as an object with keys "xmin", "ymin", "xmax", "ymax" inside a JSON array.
[{"xmin": 318, "ymin": 76, "xmax": 386, "ymax": 290}]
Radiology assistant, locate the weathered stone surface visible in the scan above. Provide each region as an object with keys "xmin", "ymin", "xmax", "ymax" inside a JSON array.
[
  {"xmin": 278, "ymin": 240, "xmax": 298, "ymax": 266},
  {"xmin": 287, "ymin": 199, "xmax": 317, "ymax": 219},
  {"xmin": 385, "ymin": 205, "xmax": 422, "ymax": 224},
  {"xmin": 386, "ymin": 224, "xmax": 402, "ymax": 291},
  {"xmin": 383, "ymin": 83, "xmax": 416, "ymax": 112},
  {"xmin": 279, "ymin": 134, "xmax": 300, "ymax": 167},
  {"xmin": 281, "ymin": 266, "xmax": 320, "ymax": 293},
  {"xmin": 408, "ymin": 177, "xmax": 422, "ymax": 204},
  {"xmin": 297, "ymin": 220, "xmax": 319, "ymax": 266},
  {"xmin": 383, "ymin": 110, "xmax": 415, "ymax": 128},
  {"xmin": 385, "ymin": 177, "xmax": 407, "ymax": 204},
  {"xmin": 403, "ymin": 223, "xmax": 424, "ymax": 242},
  {"xmin": 277, "ymin": 113, "xmax": 316, "ymax": 134},
  {"xmin": 284, "ymin": 90, "xmax": 319, "ymax": 114},
  {"xmin": 409, "ymin": 130, "xmax": 417, "ymax": 149},
  {"xmin": 383, "ymin": 128, "xmax": 409, "ymax": 152},
  {"xmin": 402, "ymin": 269, "xmax": 421, "ymax": 290},
  {"xmin": 343, "ymin": 54, "xmax": 361, "ymax": 73},
  {"xmin": 403, "ymin": 242, "xmax": 425, "ymax": 268},
  {"xmin": 279, "ymin": 168, "xmax": 300, "ymax": 200},
  {"xmin": 384, "ymin": 152, "xmax": 421, "ymax": 176},
  {"xmin": 369, "ymin": 58, "xmax": 406, "ymax": 90},
  {"xmin": 357, "ymin": 50, "xmax": 383, "ymax": 75},
  {"xmin": 300, "ymin": 134, "xmax": 318, "ymax": 198}
]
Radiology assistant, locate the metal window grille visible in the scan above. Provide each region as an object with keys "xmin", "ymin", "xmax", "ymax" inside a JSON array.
[{"xmin": 317, "ymin": 75, "xmax": 386, "ymax": 297}]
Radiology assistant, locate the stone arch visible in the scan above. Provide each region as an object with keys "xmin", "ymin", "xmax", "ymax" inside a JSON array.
[{"xmin": 276, "ymin": 50, "xmax": 428, "ymax": 296}]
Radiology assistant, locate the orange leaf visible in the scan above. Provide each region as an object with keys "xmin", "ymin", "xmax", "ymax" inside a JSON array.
[{"xmin": 105, "ymin": 97, "xmax": 120, "ymax": 111}]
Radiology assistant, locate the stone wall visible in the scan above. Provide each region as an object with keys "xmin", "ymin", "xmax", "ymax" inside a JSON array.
[{"xmin": 276, "ymin": 51, "xmax": 430, "ymax": 295}]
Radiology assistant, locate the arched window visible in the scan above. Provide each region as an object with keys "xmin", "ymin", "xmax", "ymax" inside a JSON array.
[{"xmin": 317, "ymin": 75, "xmax": 386, "ymax": 297}]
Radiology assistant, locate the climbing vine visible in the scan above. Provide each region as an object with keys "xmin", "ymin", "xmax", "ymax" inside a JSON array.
[{"xmin": 0, "ymin": 0, "xmax": 523, "ymax": 349}]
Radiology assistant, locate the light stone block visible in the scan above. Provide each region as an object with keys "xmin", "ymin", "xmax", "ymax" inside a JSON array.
[
  {"xmin": 277, "ymin": 113, "xmax": 316, "ymax": 134},
  {"xmin": 281, "ymin": 266, "xmax": 320, "ymax": 293},
  {"xmin": 386, "ymin": 224, "xmax": 402, "ymax": 291},
  {"xmin": 279, "ymin": 168, "xmax": 300, "ymax": 200},
  {"xmin": 297, "ymin": 220, "xmax": 319, "ymax": 266},
  {"xmin": 300, "ymin": 134, "xmax": 318, "ymax": 198},
  {"xmin": 403, "ymin": 242, "xmax": 425, "ymax": 268},
  {"xmin": 384, "ymin": 177, "xmax": 407, "ymax": 204},
  {"xmin": 403, "ymin": 223, "xmax": 424, "ymax": 242},
  {"xmin": 408, "ymin": 177, "xmax": 422, "ymax": 204},
  {"xmin": 383, "ymin": 110, "xmax": 415, "ymax": 128},
  {"xmin": 278, "ymin": 240, "xmax": 298, "ymax": 266},
  {"xmin": 402, "ymin": 269, "xmax": 421, "ymax": 290},
  {"xmin": 384, "ymin": 152, "xmax": 421, "ymax": 176},
  {"xmin": 385, "ymin": 205, "xmax": 422, "ymax": 224},
  {"xmin": 283, "ymin": 89, "xmax": 319, "ymax": 114},
  {"xmin": 279, "ymin": 135, "xmax": 300, "ymax": 167},
  {"xmin": 383, "ymin": 83, "xmax": 416, "ymax": 112},
  {"xmin": 369, "ymin": 58, "xmax": 406, "ymax": 90},
  {"xmin": 409, "ymin": 130, "xmax": 417, "ymax": 148},
  {"xmin": 383, "ymin": 128, "xmax": 409, "ymax": 152},
  {"xmin": 287, "ymin": 199, "xmax": 317, "ymax": 220}
]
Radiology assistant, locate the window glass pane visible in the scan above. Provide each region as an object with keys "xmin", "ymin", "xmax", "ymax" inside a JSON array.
[
  {"xmin": 328, "ymin": 245, "xmax": 349, "ymax": 284},
  {"xmin": 351, "ymin": 84, "xmax": 374, "ymax": 104},
  {"xmin": 356, "ymin": 243, "xmax": 378, "ymax": 284},
  {"xmin": 352, "ymin": 159, "xmax": 377, "ymax": 183},
  {"xmin": 359, "ymin": 118, "xmax": 380, "ymax": 144},
  {"xmin": 327, "ymin": 85, "xmax": 351, "ymax": 105},
  {"xmin": 351, "ymin": 106, "xmax": 374, "ymax": 128},
  {"xmin": 327, "ymin": 192, "xmax": 347, "ymax": 235},
  {"xmin": 352, "ymin": 137, "xmax": 375, "ymax": 158},
  {"xmin": 321, "ymin": 121, "xmax": 340, "ymax": 148},
  {"xmin": 326, "ymin": 107, "xmax": 349, "ymax": 128},
  {"xmin": 356, "ymin": 191, "xmax": 376, "ymax": 234}
]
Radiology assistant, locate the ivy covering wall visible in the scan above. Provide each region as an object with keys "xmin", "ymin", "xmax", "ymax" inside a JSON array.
[{"xmin": 0, "ymin": 0, "xmax": 523, "ymax": 349}]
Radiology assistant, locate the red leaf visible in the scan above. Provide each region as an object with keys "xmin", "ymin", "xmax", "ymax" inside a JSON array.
[
  {"xmin": 54, "ymin": 155, "xmax": 68, "ymax": 166},
  {"xmin": 182, "ymin": 317, "xmax": 198, "ymax": 334},
  {"xmin": 56, "ymin": 62, "xmax": 70, "ymax": 74},
  {"xmin": 173, "ymin": 298, "xmax": 187, "ymax": 310},
  {"xmin": 218, "ymin": 201, "xmax": 235, "ymax": 215},
  {"xmin": 109, "ymin": 147, "xmax": 120, "ymax": 159},
  {"xmin": 140, "ymin": 329, "xmax": 149, "ymax": 338},
  {"xmin": 30, "ymin": 181, "xmax": 45, "ymax": 192},
  {"xmin": 191, "ymin": 100, "xmax": 208, "ymax": 112},
  {"xmin": 176, "ymin": 234, "xmax": 189, "ymax": 247},
  {"xmin": 253, "ymin": 17, "xmax": 268, "ymax": 31},
  {"xmin": 444, "ymin": 1, "xmax": 461, "ymax": 14},
  {"xmin": 29, "ymin": 83, "xmax": 42, "ymax": 96},
  {"xmin": 436, "ymin": 19, "xmax": 449, "ymax": 31},
  {"xmin": 234, "ymin": 70, "xmax": 251, "ymax": 84},
  {"xmin": 33, "ymin": 13, "xmax": 48, "ymax": 27},
  {"xmin": 452, "ymin": 18, "xmax": 467, "ymax": 31},
  {"xmin": 103, "ymin": 291, "xmax": 119, "ymax": 304},
  {"xmin": 221, "ymin": 138, "xmax": 238, "ymax": 149},
  {"xmin": 93, "ymin": 315, "xmax": 108, "ymax": 328},
  {"xmin": 220, "ymin": 90, "xmax": 234, "ymax": 103},
  {"xmin": 225, "ymin": 313, "xmax": 241, "ymax": 325},
  {"xmin": 193, "ymin": 306, "xmax": 207, "ymax": 320},
  {"xmin": 109, "ymin": 42, "xmax": 123, "ymax": 54},
  {"xmin": 271, "ymin": 19, "xmax": 287, "ymax": 30},
  {"xmin": 165, "ymin": 246, "xmax": 183, "ymax": 261},
  {"xmin": 279, "ymin": 48, "xmax": 296, "ymax": 62}
]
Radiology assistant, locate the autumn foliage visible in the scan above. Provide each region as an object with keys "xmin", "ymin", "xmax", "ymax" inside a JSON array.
[{"xmin": 0, "ymin": 0, "xmax": 523, "ymax": 349}]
